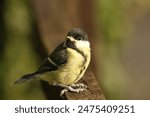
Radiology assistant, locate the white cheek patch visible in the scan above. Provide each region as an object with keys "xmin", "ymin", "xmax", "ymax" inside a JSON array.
[
  {"xmin": 67, "ymin": 36, "xmax": 90, "ymax": 52},
  {"xmin": 75, "ymin": 40, "xmax": 90, "ymax": 49}
]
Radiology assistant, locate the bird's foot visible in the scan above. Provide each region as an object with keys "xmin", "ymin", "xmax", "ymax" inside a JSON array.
[
  {"xmin": 70, "ymin": 83, "xmax": 87, "ymax": 89},
  {"xmin": 60, "ymin": 83, "xmax": 87, "ymax": 96}
]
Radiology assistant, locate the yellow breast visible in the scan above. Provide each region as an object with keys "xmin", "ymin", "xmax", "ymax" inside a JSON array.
[{"xmin": 40, "ymin": 47, "xmax": 91, "ymax": 86}]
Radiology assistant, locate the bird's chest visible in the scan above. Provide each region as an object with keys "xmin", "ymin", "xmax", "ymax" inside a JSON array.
[
  {"xmin": 58, "ymin": 48, "xmax": 84, "ymax": 78},
  {"xmin": 66, "ymin": 48, "xmax": 84, "ymax": 69},
  {"xmin": 56, "ymin": 48, "xmax": 90, "ymax": 85}
]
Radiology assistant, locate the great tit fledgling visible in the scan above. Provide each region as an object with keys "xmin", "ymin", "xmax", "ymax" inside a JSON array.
[{"xmin": 14, "ymin": 28, "xmax": 91, "ymax": 95}]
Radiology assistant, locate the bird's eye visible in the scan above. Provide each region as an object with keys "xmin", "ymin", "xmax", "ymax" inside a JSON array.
[{"xmin": 77, "ymin": 36, "xmax": 82, "ymax": 40}]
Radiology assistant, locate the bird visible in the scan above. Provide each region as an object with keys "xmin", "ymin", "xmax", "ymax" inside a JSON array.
[{"xmin": 13, "ymin": 28, "xmax": 91, "ymax": 95}]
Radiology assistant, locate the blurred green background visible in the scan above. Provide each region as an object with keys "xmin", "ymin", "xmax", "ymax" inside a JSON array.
[{"xmin": 0, "ymin": 0, "xmax": 150, "ymax": 99}]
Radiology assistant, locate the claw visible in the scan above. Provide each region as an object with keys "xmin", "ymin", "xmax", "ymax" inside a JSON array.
[{"xmin": 60, "ymin": 89, "xmax": 68, "ymax": 96}]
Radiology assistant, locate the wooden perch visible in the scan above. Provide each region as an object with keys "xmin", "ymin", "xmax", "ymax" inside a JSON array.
[
  {"xmin": 31, "ymin": 0, "xmax": 105, "ymax": 100},
  {"xmin": 65, "ymin": 68, "xmax": 105, "ymax": 100}
]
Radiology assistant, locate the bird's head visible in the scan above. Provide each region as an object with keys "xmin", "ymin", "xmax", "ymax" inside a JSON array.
[{"xmin": 66, "ymin": 28, "xmax": 90, "ymax": 50}]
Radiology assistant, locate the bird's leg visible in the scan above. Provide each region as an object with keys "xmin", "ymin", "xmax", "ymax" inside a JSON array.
[{"xmin": 53, "ymin": 83, "xmax": 87, "ymax": 96}]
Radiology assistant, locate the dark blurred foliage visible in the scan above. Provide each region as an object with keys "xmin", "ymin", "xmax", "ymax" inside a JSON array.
[
  {"xmin": 0, "ymin": 0, "xmax": 44, "ymax": 99},
  {"xmin": 0, "ymin": 0, "xmax": 5, "ymax": 99}
]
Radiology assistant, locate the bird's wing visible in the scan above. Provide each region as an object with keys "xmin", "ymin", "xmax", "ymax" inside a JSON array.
[{"xmin": 37, "ymin": 42, "xmax": 68, "ymax": 74}]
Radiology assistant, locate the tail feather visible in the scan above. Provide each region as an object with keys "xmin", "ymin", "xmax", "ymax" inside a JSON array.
[{"xmin": 13, "ymin": 72, "xmax": 39, "ymax": 85}]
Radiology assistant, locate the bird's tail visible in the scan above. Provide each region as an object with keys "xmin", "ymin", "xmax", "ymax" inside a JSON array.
[{"xmin": 13, "ymin": 72, "xmax": 39, "ymax": 85}]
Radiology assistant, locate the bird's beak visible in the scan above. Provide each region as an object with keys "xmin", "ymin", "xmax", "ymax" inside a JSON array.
[{"xmin": 67, "ymin": 36, "xmax": 76, "ymax": 43}]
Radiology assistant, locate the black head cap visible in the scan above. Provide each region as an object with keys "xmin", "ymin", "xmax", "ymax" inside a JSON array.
[{"xmin": 67, "ymin": 28, "xmax": 88, "ymax": 41}]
